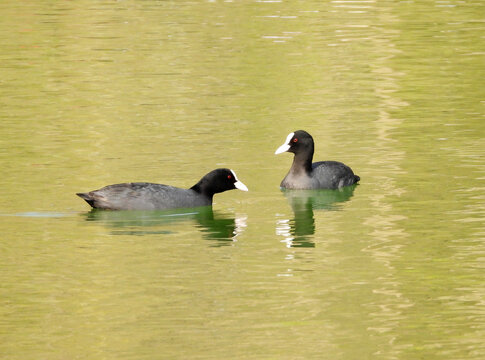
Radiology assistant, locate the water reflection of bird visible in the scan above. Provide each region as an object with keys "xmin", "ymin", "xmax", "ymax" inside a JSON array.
[
  {"xmin": 277, "ymin": 185, "xmax": 357, "ymax": 248},
  {"xmin": 82, "ymin": 207, "xmax": 247, "ymax": 246}
]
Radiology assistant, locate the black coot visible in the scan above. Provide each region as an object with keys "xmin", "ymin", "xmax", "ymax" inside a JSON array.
[
  {"xmin": 77, "ymin": 168, "xmax": 248, "ymax": 210},
  {"xmin": 275, "ymin": 130, "xmax": 360, "ymax": 190}
]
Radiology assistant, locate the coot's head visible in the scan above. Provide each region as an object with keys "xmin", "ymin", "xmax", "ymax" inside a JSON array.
[
  {"xmin": 192, "ymin": 168, "xmax": 248, "ymax": 195},
  {"xmin": 275, "ymin": 130, "xmax": 314, "ymax": 155}
]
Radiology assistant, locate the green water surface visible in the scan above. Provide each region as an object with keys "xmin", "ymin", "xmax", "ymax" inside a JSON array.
[{"xmin": 0, "ymin": 1, "xmax": 484, "ymax": 359}]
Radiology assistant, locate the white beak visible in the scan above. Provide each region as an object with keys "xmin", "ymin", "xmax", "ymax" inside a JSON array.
[
  {"xmin": 275, "ymin": 132, "xmax": 295, "ymax": 155},
  {"xmin": 275, "ymin": 143, "xmax": 290, "ymax": 154},
  {"xmin": 234, "ymin": 180, "xmax": 249, "ymax": 192},
  {"xmin": 230, "ymin": 169, "xmax": 249, "ymax": 191}
]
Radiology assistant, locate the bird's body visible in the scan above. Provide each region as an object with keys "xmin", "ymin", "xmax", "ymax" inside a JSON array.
[
  {"xmin": 281, "ymin": 160, "xmax": 359, "ymax": 190},
  {"xmin": 77, "ymin": 168, "xmax": 248, "ymax": 211},
  {"xmin": 275, "ymin": 130, "xmax": 360, "ymax": 190},
  {"xmin": 77, "ymin": 183, "xmax": 211, "ymax": 210}
]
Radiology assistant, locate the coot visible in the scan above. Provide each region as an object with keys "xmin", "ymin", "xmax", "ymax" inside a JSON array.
[
  {"xmin": 275, "ymin": 130, "xmax": 360, "ymax": 189},
  {"xmin": 77, "ymin": 168, "xmax": 248, "ymax": 210}
]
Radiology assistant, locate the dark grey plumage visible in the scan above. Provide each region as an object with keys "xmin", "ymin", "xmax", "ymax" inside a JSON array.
[
  {"xmin": 77, "ymin": 168, "xmax": 248, "ymax": 210},
  {"xmin": 275, "ymin": 130, "xmax": 360, "ymax": 190}
]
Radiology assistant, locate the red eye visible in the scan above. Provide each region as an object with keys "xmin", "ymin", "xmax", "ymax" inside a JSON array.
[
  {"xmin": 228, "ymin": 175, "xmax": 232, "ymax": 179},
  {"xmin": 293, "ymin": 138, "xmax": 298, "ymax": 142}
]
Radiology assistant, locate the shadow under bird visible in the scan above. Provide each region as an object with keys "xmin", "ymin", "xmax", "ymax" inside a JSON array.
[
  {"xmin": 77, "ymin": 168, "xmax": 248, "ymax": 210},
  {"xmin": 275, "ymin": 130, "xmax": 360, "ymax": 190}
]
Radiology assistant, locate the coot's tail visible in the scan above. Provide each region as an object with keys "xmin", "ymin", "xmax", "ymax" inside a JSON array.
[
  {"xmin": 76, "ymin": 192, "xmax": 96, "ymax": 208},
  {"xmin": 354, "ymin": 175, "xmax": 360, "ymax": 183}
]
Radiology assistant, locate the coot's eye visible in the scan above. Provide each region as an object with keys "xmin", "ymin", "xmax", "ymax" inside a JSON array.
[
  {"xmin": 227, "ymin": 175, "xmax": 232, "ymax": 179},
  {"xmin": 293, "ymin": 138, "xmax": 298, "ymax": 142}
]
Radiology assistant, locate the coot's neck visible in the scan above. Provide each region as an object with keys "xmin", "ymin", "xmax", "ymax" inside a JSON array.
[
  {"xmin": 290, "ymin": 146, "xmax": 314, "ymax": 175},
  {"xmin": 190, "ymin": 176, "xmax": 220, "ymax": 200},
  {"xmin": 190, "ymin": 182, "xmax": 215, "ymax": 200}
]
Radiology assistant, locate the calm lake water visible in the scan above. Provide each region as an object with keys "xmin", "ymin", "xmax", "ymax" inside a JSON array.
[{"xmin": 0, "ymin": 1, "xmax": 484, "ymax": 359}]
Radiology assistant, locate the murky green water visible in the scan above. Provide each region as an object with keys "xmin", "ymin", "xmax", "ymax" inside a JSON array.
[{"xmin": 1, "ymin": 1, "xmax": 484, "ymax": 359}]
